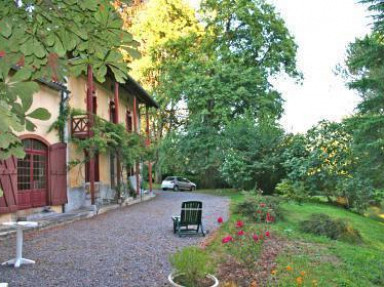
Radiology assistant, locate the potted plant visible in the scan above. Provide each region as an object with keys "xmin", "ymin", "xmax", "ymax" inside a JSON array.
[{"xmin": 168, "ymin": 246, "xmax": 219, "ymax": 287}]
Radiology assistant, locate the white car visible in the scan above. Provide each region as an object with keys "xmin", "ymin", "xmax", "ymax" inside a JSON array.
[{"xmin": 161, "ymin": 176, "xmax": 196, "ymax": 191}]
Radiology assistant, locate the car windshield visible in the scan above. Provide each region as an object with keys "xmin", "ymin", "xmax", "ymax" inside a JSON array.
[{"xmin": 164, "ymin": 176, "xmax": 175, "ymax": 181}]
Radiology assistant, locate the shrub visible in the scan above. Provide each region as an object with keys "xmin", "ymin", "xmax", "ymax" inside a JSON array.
[
  {"xmin": 275, "ymin": 179, "xmax": 309, "ymax": 205},
  {"xmin": 234, "ymin": 191, "xmax": 283, "ymax": 223},
  {"xmin": 169, "ymin": 246, "xmax": 213, "ymax": 287},
  {"xmin": 299, "ymin": 213, "xmax": 363, "ymax": 243}
]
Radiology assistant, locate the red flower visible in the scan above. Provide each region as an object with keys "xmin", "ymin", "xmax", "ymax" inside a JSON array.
[
  {"xmin": 217, "ymin": 217, "xmax": 223, "ymax": 224},
  {"xmin": 235, "ymin": 220, "xmax": 244, "ymax": 228},
  {"xmin": 257, "ymin": 210, "xmax": 262, "ymax": 214},
  {"xmin": 237, "ymin": 230, "xmax": 245, "ymax": 236},
  {"xmin": 260, "ymin": 203, "xmax": 266, "ymax": 208},
  {"xmin": 252, "ymin": 234, "xmax": 259, "ymax": 242},
  {"xmin": 266, "ymin": 212, "xmax": 272, "ymax": 223},
  {"xmin": 222, "ymin": 235, "xmax": 233, "ymax": 244},
  {"xmin": 265, "ymin": 231, "xmax": 270, "ymax": 237}
]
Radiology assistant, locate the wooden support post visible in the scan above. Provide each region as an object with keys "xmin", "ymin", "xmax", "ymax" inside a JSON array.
[
  {"xmin": 145, "ymin": 106, "xmax": 152, "ymax": 194},
  {"xmin": 133, "ymin": 96, "xmax": 140, "ymax": 195},
  {"xmin": 87, "ymin": 64, "xmax": 95, "ymax": 205},
  {"xmin": 114, "ymin": 82, "xmax": 121, "ymax": 189}
]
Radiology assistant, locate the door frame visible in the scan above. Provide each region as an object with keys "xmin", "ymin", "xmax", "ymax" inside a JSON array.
[{"xmin": 18, "ymin": 135, "xmax": 51, "ymax": 209}]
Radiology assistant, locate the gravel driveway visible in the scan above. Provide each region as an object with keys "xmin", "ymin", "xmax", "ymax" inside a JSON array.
[{"xmin": 0, "ymin": 191, "xmax": 229, "ymax": 287}]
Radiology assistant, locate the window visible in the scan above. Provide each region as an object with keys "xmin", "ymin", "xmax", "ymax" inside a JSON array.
[{"xmin": 17, "ymin": 139, "xmax": 47, "ymax": 191}]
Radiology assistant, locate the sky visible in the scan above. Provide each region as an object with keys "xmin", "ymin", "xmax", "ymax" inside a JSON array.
[{"xmin": 268, "ymin": 0, "xmax": 372, "ymax": 133}]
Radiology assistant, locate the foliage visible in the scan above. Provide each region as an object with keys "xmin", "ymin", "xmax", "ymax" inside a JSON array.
[
  {"xmin": 169, "ymin": 246, "xmax": 213, "ymax": 287},
  {"xmin": 129, "ymin": 0, "xmax": 300, "ymax": 186},
  {"xmin": 127, "ymin": 0, "xmax": 203, "ymax": 182},
  {"xmin": 233, "ymin": 192, "xmax": 282, "ymax": 223},
  {"xmin": 302, "ymin": 121, "xmax": 355, "ymax": 199},
  {"xmin": 71, "ymin": 112, "xmax": 146, "ymax": 168},
  {"xmin": 0, "ymin": 0, "xmax": 139, "ymax": 164},
  {"xmin": 299, "ymin": 213, "xmax": 363, "ymax": 244},
  {"xmin": 48, "ymin": 103, "xmax": 70, "ymax": 143},
  {"xmin": 221, "ymin": 117, "xmax": 286, "ymax": 192},
  {"xmin": 275, "ymin": 179, "xmax": 309, "ymax": 205},
  {"xmin": 344, "ymin": 115, "xmax": 384, "ymax": 189},
  {"xmin": 337, "ymin": 176, "xmax": 373, "ymax": 213},
  {"xmin": 280, "ymin": 120, "xmax": 374, "ymax": 211},
  {"xmin": 342, "ymin": 0, "xmax": 384, "ymax": 202}
]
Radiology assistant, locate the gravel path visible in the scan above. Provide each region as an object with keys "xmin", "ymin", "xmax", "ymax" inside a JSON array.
[{"xmin": 0, "ymin": 191, "xmax": 229, "ymax": 287}]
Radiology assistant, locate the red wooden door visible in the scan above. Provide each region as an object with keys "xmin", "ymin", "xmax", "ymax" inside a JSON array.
[
  {"xmin": 49, "ymin": 143, "xmax": 68, "ymax": 205},
  {"xmin": 17, "ymin": 139, "xmax": 48, "ymax": 209},
  {"xmin": 0, "ymin": 157, "xmax": 18, "ymax": 214}
]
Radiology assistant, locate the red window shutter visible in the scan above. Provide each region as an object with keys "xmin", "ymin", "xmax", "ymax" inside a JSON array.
[
  {"xmin": 0, "ymin": 157, "xmax": 18, "ymax": 214},
  {"xmin": 49, "ymin": 143, "xmax": 68, "ymax": 205}
]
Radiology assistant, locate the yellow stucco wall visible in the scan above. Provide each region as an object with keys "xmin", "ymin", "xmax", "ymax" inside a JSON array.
[
  {"xmin": 67, "ymin": 77, "xmax": 137, "ymax": 189},
  {"xmin": 14, "ymin": 84, "xmax": 61, "ymax": 144}
]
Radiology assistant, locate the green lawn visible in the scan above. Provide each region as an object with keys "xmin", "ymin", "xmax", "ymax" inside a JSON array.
[
  {"xmin": 197, "ymin": 190, "xmax": 384, "ymax": 286},
  {"xmin": 273, "ymin": 202, "xmax": 384, "ymax": 286}
]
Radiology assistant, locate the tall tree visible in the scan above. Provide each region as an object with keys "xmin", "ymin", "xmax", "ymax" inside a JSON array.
[
  {"xmin": 127, "ymin": 0, "xmax": 203, "ymax": 181},
  {"xmin": 155, "ymin": 0, "xmax": 300, "ymax": 186},
  {"xmin": 344, "ymin": 0, "xmax": 384, "ymax": 199}
]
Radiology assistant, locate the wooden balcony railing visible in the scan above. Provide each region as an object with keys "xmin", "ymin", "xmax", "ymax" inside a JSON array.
[{"xmin": 71, "ymin": 116, "xmax": 89, "ymax": 139}]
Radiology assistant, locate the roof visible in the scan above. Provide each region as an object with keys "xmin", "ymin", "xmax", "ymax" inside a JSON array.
[
  {"xmin": 122, "ymin": 75, "xmax": 159, "ymax": 109},
  {"xmin": 36, "ymin": 77, "xmax": 69, "ymax": 92},
  {"xmin": 4, "ymin": 56, "xmax": 158, "ymax": 108}
]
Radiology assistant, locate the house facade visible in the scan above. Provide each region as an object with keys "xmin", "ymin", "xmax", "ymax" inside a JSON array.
[{"xmin": 0, "ymin": 72, "xmax": 157, "ymax": 223}]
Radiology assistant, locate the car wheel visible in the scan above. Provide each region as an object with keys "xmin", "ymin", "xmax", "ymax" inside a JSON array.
[
  {"xmin": 162, "ymin": 188, "xmax": 166, "ymax": 191},
  {"xmin": 190, "ymin": 186, "xmax": 195, "ymax": 192},
  {"xmin": 173, "ymin": 185, "xmax": 179, "ymax": 192}
]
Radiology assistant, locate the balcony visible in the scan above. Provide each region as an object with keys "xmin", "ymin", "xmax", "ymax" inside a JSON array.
[{"xmin": 71, "ymin": 116, "xmax": 89, "ymax": 139}]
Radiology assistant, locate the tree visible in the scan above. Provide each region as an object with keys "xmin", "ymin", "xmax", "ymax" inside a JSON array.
[
  {"xmin": 126, "ymin": 0, "xmax": 203, "ymax": 182},
  {"xmin": 342, "ymin": 0, "xmax": 384, "ymax": 205},
  {"xmin": 220, "ymin": 116, "xmax": 285, "ymax": 192},
  {"xmin": 154, "ymin": 0, "xmax": 300, "ymax": 187}
]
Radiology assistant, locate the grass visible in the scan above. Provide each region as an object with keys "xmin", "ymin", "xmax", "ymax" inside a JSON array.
[
  {"xmin": 197, "ymin": 189, "xmax": 384, "ymax": 286},
  {"xmin": 194, "ymin": 188, "xmax": 240, "ymax": 198},
  {"xmin": 273, "ymin": 202, "xmax": 384, "ymax": 286}
]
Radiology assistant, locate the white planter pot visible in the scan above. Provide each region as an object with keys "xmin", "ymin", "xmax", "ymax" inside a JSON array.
[{"xmin": 168, "ymin": 272, "xmax": 219, "ymax": 287}]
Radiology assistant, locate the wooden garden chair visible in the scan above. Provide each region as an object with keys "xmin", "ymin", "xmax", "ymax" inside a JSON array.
[{"xmin": 171, "ymin": 201, "xmax": 205, "ymax": 237}]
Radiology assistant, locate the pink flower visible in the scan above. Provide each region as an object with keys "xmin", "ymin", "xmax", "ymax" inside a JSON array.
[
  {"xmin": 235, "ymin": 220, "xmax": 244, "ymax": 228},
  {"xmin": 237, "ymin": 230, "xmax": 245, "ymax": 236},
  {"xmin": 260, "ymin": 203, "xmax": 266, "ymax": 208},
  {"xmin": 217, "ymin": 217, "xmax": 223, "ymax": 224},
  {"xmin": 222, "ymin": 235, "xmax": 233, "ymax": 244},
  {"xmin": 252, "ymin": 234, "xmax": 259, "ymax": 242},
  {"xmin": 265, "ymin": 231, "xmax": 270, "ymax": 237}
]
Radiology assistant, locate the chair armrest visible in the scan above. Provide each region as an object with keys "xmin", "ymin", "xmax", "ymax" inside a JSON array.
[{"xmin": 171, "ymin": 216, "xmax": 180, "ymax": 222}]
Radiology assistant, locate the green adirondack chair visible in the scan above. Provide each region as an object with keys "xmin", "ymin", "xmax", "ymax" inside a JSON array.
[{"xmin": 172, "ymin": 201, "xmax": 205, "ymax": 237}]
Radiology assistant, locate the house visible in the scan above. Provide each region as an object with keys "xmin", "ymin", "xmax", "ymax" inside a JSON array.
[{"xmin": 0, "ymin": 70, "xmax": 158, "ymax": 223}]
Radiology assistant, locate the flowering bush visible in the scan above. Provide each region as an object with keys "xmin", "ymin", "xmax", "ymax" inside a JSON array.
[
  {"xmin": 234, "ymin": 192, "xmax": 282, "ymax": 223},
  {"xmin": 220, "ymin": 219, "xmax": 271, "ymax": 267}
]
